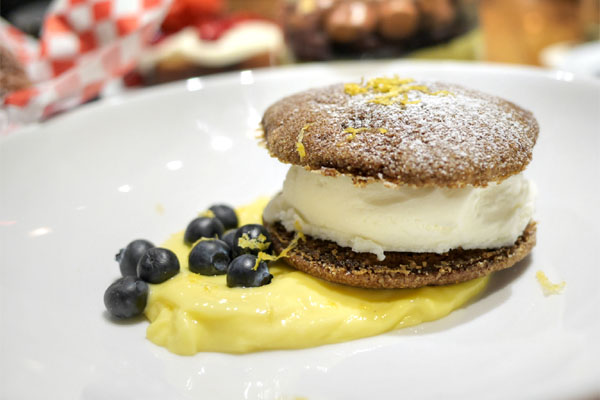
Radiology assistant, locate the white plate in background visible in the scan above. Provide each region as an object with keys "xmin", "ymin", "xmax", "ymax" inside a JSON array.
[
  {"xmin": 561, "ymin": 40, "xmax": 600, "ymax": 79},
  {"xmin": 541, "ymin": 40, "xmax": 600, "ymax": 79},
  {"xmin": 1, "ymin": 61, "xmax": 599, "ymax": 400}
]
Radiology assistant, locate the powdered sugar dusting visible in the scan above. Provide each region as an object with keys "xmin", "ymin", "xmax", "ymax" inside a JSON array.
[{"xmin": 262, "ymin": 80, "xmax": 539, "ymax": 187}]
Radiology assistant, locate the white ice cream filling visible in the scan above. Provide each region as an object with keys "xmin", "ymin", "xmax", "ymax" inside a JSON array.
[{"xmin": 263, "ymin": 166, "xmax": 536, "ymax": 260}]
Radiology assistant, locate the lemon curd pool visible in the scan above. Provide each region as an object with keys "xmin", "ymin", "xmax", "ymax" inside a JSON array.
[{"xmin": 145, "ymin": 197, "xmax": 488, "ymax": 355}]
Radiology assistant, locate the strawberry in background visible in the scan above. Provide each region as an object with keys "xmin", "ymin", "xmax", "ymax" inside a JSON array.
[{"xmin": 161, "ymin": 0, "xmax": 225, "ymax": 34}]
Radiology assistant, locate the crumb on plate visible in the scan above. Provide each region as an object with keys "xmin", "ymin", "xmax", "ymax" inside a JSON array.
[{"xmin": 536, "ymin": 270, "xmax": 565, "ymax": 296}]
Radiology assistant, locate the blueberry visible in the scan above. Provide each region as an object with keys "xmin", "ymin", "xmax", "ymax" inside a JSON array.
[
  {"xmin": 208, "ymin": 204, "xmax": 238, "ymax": 230},
  {"xmin": 189, "ymin": 239, "xmax": 231, "ymax": 275},
  {"xmin": 233, "ymin": 224, "xmax": 272, "ymax": 256},
  {"xmin": 221, "ymin": 229, "xmax": 237, "ymax": 253},
  {"xmin": 227, "ymin": 254, "xmax": 273, "ymax": 288},
  {"xmin": 104, "ymin": 276, "xmax": 148, "ymax": 318},
  {"xmin": 137, "ymin": 247, "xmax": 180, "ymax": 284},
  {"xmin": 184, "ymin": 217, "xmax": 225, "ymax": 245},
  {"xmin": 115, "ymin": 239, "xmax": 154, "ymax": 277}
]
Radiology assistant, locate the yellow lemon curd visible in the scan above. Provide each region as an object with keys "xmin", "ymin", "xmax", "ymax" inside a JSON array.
[{"xmin": 145, "ymin": 197, "xmax": 488, "ymax": 355}]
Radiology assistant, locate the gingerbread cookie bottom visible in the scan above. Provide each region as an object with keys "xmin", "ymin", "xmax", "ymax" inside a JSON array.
[{"xmin": 264, "ymin": 221, "xmax": 536, "ymax": 289}]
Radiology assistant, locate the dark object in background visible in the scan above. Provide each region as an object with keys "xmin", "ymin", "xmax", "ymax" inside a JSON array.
[
  {"xmin": 1, "ymin": 0, "xmax": 50, "ymax": 37},
  {"xmin": 284, "ymin": 0, "xmax": 475, "ymax": 61}
]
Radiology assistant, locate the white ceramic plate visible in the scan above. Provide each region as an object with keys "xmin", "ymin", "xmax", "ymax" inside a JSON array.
[
  {"xmin": 540, "ymin": 40, "xmax": 600, "ymax": 79},
  {"xmin": 1, "ymin": 61, "xmax": 599, "ymax": 400}
]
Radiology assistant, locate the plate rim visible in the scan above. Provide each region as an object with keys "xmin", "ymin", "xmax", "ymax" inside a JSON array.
[{"xmin": 2, "ymin": 60, "xmax": 599, "ymax": 146}]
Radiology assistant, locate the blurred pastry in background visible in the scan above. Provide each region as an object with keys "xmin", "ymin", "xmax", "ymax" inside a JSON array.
[
  {"xmin": 284, "ymin": 0, "xmax": 475, "ymax": 61},
  {"xmin": 0, "ymin": 45, "xmax": 30, "ymax": 98},
  {"xmin": 228, "ymin": 0, "xmax": 284, "ymax": 21},
  {"xmin": 377, "ymin": 0, "xmax": 420, "ymax": 40},
  {"xmin": 137, "ymin": 0, "xmax": 285, "ymax": 85}
]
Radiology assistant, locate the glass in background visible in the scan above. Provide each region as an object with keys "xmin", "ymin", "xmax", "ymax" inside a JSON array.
[{"xmin": 479, "ymin": 0, "xmax": 599, "ymax": 65}]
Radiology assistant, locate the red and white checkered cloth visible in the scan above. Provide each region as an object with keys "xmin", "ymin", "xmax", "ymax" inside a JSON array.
[{"xmin": 0, "ymin": 0, "xmax": 171, "ymax": 134}]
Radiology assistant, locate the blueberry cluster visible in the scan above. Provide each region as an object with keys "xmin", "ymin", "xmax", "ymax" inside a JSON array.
[
  {"xmin": 185, "ymin": 206, "xmax": 274, "ymax": 288},
  {"xmin": 104, "ymin": 204, "xmax": 275, "ymax": 319},
  {"xmin": 105, "ymin": 240, "xmax": 179, "ymax": 319}
]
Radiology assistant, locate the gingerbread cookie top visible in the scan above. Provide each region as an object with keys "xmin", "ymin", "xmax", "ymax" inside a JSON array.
[{"xmin": 261, "ymin": 77, "xmax": 539, "ymax": 187}]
